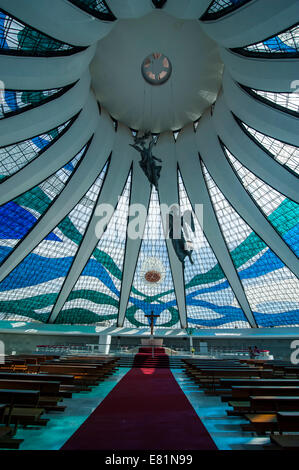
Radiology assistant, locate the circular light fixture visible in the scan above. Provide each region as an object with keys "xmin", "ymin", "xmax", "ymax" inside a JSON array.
[
  {"xmin": 141, "ymin": 52, "xmax": 172, "ymax": 85},
  {"xmin": 140, "ymin": 257, "xmax": 166, "ymax": 287},
  {"xmin": 144, "ymin": 270, "xmax": 161, "ymax": 283}
]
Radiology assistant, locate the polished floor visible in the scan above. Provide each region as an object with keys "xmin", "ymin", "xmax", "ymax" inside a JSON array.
[
  {"xmin": 172, "ymin": 368, "xmax": 271, "ymax": 450},
  {"xmin": 13, "ymin": 367, "xmax": 130, "ymax": 450}
]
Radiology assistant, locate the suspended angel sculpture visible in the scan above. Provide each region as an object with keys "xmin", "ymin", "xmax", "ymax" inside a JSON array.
[
  {"xmin": 130, "ymin": 132, "xmax": 162, "ymax": 190},
  {"xmin": 168, "ymin": 206, "xmax": 195, "ymax": 266}
]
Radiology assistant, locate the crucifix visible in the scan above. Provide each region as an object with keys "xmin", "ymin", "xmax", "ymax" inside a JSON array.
[
  {"xmin": 145, "ymin": 311, "xmax": 160, "ymax": 336},
  {"xmin": 145, "ymin": 311, "xmax": 160, "ymax": 358}
]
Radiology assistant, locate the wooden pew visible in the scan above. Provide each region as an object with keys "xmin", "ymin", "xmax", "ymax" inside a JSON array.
[
  {"xmin": 242, "ymin": 412, "xmax": 299, "ymax": 444},
  {"xmin": 0, "ymin": 380, "xmax": 65, "ymax": 412},
  {"xmin": 0, "ymin": 379, "xmax": 60, "ymax": 396},
  {"xmin": 224, "ymin": 385, "xmax": 299, "ymax": 402},
  {"xmin": 250, "ymin": 396, "xmax": 299, "ymax": 413},
  {"xmin": 27, "ymin": 364, "xmax": 99, "ymax": 374},
  {"xmin": 0, "ymin": 371, "xmax": 88, "ymax": 393},
  {"xmin": 277, "ymin": 411, "xmax": 299, "ymax": 432},
  {"xmin": 242, "ymin": 413, "xmax": 278, "ymax": 433},
  {"xmin": 242, "ymin": 411, "xmax": 299, "ymax": 434},
  {"xmin": 209, "ymin": 378, "xmax": 299, "ymax": 397},
  {"xmin": 187, "ymin": 368, "xmax": 272, "ymax": 391},
  {"xmin": 220, "ymin": 378, "xmax": 299, "ymax": 388},
  {"xmin": 0, "ymin": 403, "xmax": 24, "ymax": 449},
  {"xmin": 228, "ymin": 395, "xmax": 299, "ymax": 415},
  {"xmin": 0, "ymin": 389, "xmax": 47, "ymax": 427},
  {"xmin": 46, "ymin": 361, "xmax": 116, "ymax": 376},
  {"xmin": 270, "ymin": 434, "xmax": 299, "ymax": 450}
]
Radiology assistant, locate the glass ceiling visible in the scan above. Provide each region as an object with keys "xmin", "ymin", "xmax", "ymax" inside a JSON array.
[
  {"xmin": 0, "ymin": 10, "xmax": 82, "ymax": 56},
  {"xmin": 201, "ymin": 0, "xmax": 252, "ymax": 20},
  {"xmin": 234, "ymin": 25, "xmax": 299, "ymax": 57},
  {"xmin": 0, "ymin": 2, "xmax": 297, "ymax": 329},
  {"xmin": 0, "ymin": 85, "xmax": 72, "ymax": 120}
]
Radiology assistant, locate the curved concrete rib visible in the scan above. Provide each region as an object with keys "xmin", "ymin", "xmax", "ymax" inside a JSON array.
[
  {"xmin": 196, "ymin": 112, "xmax": 299, "ymax": 278},
  {"xmin": 0, "ymin": 70, "xmax": 91, "ymax": 147},
  {"xmin": 107, "ymin": 0, "xmax": 153, "ymax": 18},
  {"xmin": 222, "ymin": 70, "xmax": 299, "ymax": 147},
  {"xmin": 200, "ymin": 0, "xmax": 298, "ymax": 48},
  {"xmin": 0, "ymin": 44, "xmax": 96, "ymax": 90},
  {"xmin": 155, "ymin": 132, "xmax": 188, "ymax": 329},
  {"xmin": 219, "ymin": 48, "xmax": 299, "ymax": 92},
  {"xmin": 117, "ymin": 149, "xmax": 152, "ymax": 327},
  {"xmin": 48, "ymin": 124, "xmax": 133, "ymax": 323},
  {"xmin": 0, "ymin": 0, "xmax": 114, "ymax": 46},
  {"xmin": 176, "ymin": 123, "xmax": 257, "ymax": 328},
  {"xmin": 212, "ymin": 93, "xmax": 299, "ymax": 204},
  {"xmin": 0, "ymin": 91, "xmax": 99, "ymax": 205},
  {"xmin": 163, "ymin": 0, "xmax": 211, "ymax": 18},
  {"xmin": 0, "ymin": 110, "xmax": 115, "ymax": 285}
]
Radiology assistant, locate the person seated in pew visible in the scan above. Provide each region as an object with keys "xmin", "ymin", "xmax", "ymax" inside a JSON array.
[{"xmin": 254, "ymin": 346, "xmax": 260, "ymax": 357}]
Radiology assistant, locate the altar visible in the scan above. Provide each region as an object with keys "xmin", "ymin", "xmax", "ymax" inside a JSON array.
[{"xmin": 141, "ymin": 338, "xmax": 163, "ymax": 347}]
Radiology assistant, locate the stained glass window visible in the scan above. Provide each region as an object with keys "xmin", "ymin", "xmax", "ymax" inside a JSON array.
[
  {"xmin": 225, "ymin": 146, "xmax": 299, "ymax": 257},
  {"xmin": 0, "ymin": 144, "xmax": 88, "ymax": 265},
  {"xmin": 0, "ymin": 10, "xmax": 83, "ymax": 56},
  {"xmin": 124, "ymin": 187, "xmax": 180, "ymax": 329},
  {"xmin": 0, "ymin": 117, "xmax": 74, "ymax": 181},
  {"xmin": 240, "ymin": 120, "xmax": 299, "ymax": 175},
  {"xmin": 57, "ymin": 172, "xmax": 132, "ymax": 324},
  {"xmin": 202, "ymin": 162, "xmax": 299, "ymax": 327},
  {"xmin": 0, "ymin": 85, "xmax": 72, "ymax": 120},
  {"xmin": 233, "ymin": 25, "xmax": 299, "ymax": 57},
  {"xmin": 0, "ymin": 163, "xmax": 108, "ymax": 322},
  {"xmin": 178, "ymin": 171, "xmax": 250, "ymax": 329},
  {"xmin": 67, "ymin": 1, "xmax": 116, "ymax": 21},
  {"xmin": 201, "ymin": 0, "xmax": 251, "ymax": 20},
  {"xmin": 245, "ymin": 87, "xmax": 299, "ymax": 115}
]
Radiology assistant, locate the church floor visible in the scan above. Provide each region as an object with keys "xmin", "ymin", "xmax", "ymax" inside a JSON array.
[
  {"xmin": 12, "ymin": 367, "xmax": 130, "ymax": 450},
  {"xmin": 7, "ymin": 366, "xmax": 271, "ymax": 451},
  {"xmin": 172, "ymin": 369, "xmax": 271, "ymax": 450}
]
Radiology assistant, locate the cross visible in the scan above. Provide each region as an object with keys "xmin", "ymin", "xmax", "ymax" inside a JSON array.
[{"xmin": 145, "ymin": 311, "xmax": 160, "ymax": 336}]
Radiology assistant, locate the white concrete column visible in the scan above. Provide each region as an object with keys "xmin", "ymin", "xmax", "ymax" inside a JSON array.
[
  {"xmin": 219, "ymin": 48, "xmax": 299, "ymax": 92},
  {"xmin": 196, "ymin": 112, "xmax": 299, "ymax": 278},
  {"xmin": 199, "ymin": 342, "xmax": 208, "ymax": 355},
  {"xmin": 176, "ymin": 123, "xmax": 257, "ymax": 328},
  {"xmin": 0, "ymin": 109, "xmax": 115, "ymax": 285},
  {"xmin": 163, "ymin": 0, "xmax": 211, "ymax": 18},
  {"xmin": 189, "ymin": 334, "xmax": 193, "ymax": 352},
  {"xmin": 212, "ymin": 93, "xmax": 299, "ymax": 204},
  {"xmin": 222, "ymin": 71, "xmax": 299, "ymax": 147},
  {"xmin": 0, "ymin": 0, "xmax": 114, "ymax": 45},
  {"xmin": 0, "ymin": 91, "xmax": 99, "ymax": 205},
  {"xmin": 98, "ymin": 335, "xmax": 111, "ymax": 355},
  {"xmin": 117, "ymin": 143, "xmax": 152, "ymax": 327},
  {"xmin": 0, "ymin": 44, "xmax": 96, "ymax": 89},
  {"xmin": 156, "ymin": 132, "xmax": 189, "ymax": 329},
  {"xmin": 200, "ymin": 0, "xmax": 298, "ymax": 48},
  {"xmin": 106, "ymin": 0, "xmax": 153, "ymax": 18},
  {"xmin": 48, "ymin": 123, "xmax": 133, "ymax": 323},
  {"xmin": 0, "ymin": 70, "xmax": 91, "ymax": 147}
]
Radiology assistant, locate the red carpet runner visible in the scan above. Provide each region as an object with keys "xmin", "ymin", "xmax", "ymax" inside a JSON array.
[{"xmin": 61, "ymin": 351, "xmax": 217, "ymax": 450}]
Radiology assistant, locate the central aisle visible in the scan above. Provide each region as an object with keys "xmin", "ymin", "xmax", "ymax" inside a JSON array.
[{"xmin": 61, "ymin": 362, "xmax": 217, "ymax": 450}]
